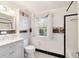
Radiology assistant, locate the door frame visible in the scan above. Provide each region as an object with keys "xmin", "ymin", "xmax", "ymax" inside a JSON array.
[{"xmin": 64, "ymin": 14, "xmax": 78, "ymax": 57}]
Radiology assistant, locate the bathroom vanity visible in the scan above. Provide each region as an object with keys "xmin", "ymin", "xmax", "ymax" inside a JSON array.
[
  {"xmin": 0, "ymin": 5, "xmax": 25, "ymax": 58},
  {"xmin": 0, "ymin": 38, "xmax": 24, "ymax": 58}
]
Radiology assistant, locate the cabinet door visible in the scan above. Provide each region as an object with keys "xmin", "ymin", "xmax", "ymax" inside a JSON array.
[
  {"xmin": 8, "ymin": 40, "xmax": 24, "ymax": 58},
  {"xmin": 0, "ymin": 45, "xmax": 9, "ymax": 58},
  {"xmin": 13, "ymin": 41, "xmax": 24, "ymax": 58}
]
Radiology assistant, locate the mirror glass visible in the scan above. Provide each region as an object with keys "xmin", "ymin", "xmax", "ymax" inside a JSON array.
[{"xmin": 0, "ymin": 12, "xmax": 15, "ymax": 30}]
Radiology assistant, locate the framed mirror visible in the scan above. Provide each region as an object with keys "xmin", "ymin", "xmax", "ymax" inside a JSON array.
[{"xmin": 0, "ymin": 12, "xmax": 15, "ymax": 30}]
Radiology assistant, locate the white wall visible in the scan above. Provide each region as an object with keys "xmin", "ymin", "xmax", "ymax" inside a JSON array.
[
  {"xmin": 19, "ymin": 13, "xmax": 31, "ymax": 46},
  {"xmin": 31, "ymin": 7, "xmax": 65, "ymax": 55},
  {"xmin": 31, "ymin": 3, "xmax": 78, "ymax": 55}
]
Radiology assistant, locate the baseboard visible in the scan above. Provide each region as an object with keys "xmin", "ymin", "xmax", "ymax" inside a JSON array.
[{"xmin": 36, "ymin": 48, "xmax": 65, "ymax": 58}]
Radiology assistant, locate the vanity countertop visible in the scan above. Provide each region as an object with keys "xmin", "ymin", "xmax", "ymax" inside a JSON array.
[{"xmin": 0, "ymin": 37, "xmax": 23, "ymax": 47}]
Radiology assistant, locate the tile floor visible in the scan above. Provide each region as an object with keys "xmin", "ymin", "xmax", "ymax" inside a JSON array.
[{"xmin": 35, "ymin": 51, "xmax": 58, "ymax": 58}]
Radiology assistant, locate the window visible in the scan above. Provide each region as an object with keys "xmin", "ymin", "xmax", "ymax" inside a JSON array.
[{"xmin": 36, "ymin": 16, "xmax": 48, "ymax": 36}]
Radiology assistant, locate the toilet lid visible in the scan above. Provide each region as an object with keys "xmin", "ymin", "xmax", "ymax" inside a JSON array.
[{"xmin": 25, "ymin": 45, "xmax": 35, "ymax": 49}]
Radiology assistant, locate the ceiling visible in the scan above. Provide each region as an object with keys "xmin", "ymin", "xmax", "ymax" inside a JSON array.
[{"xmin": 0, "ymin": 1, "xmax": 77, "ymax": 14}]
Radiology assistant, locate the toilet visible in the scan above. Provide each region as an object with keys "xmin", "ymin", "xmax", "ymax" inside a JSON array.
[
  {"xmin": 24, "ymin": 39, "xmax": 35, "ymax": 58},
  {"xmin": 25, "ymin": 45, "xmax": 35, "ymax": 58}
]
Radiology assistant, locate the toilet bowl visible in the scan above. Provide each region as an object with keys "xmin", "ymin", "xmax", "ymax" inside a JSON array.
[
  {"xmin": 24, "ymin": 45, "xmax": 35, "ymax": 58},
  {"xmin": 23, "ymin": 39, "xmax": 35, "ymax": 58}
]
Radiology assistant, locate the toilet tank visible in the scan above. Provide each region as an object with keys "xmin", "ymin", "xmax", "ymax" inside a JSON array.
[
  {"xmin": 20, "ymin": 33, "xmax": 29, "ymax": 47},
  {"xmin": 23, "ymin": 39, "xmax": 29, "ymax": 47}
]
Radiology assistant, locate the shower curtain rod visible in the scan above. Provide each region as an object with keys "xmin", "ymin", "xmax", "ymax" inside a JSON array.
[{"xmin": 66, "ymin": 1, "xmax": 73, "ymax": 12}]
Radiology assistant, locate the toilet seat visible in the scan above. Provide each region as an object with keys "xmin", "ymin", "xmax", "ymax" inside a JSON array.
[
  {"xmin": 25, "ymin": 45, "xmax": 35, "ymax": 49},
  {"xmin": 25, "ymin": 45, "xmax": 35, "ymax": 53}
]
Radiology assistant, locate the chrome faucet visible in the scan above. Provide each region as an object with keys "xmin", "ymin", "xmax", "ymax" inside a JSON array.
[{"xmin": 0, "ymin": 31, "xmax": 7, "ymax": 40}]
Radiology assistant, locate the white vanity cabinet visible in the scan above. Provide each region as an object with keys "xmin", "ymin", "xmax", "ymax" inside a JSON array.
[{"xmin": 0, "ymin": 40, "xmax": 24, "ymax": 58}]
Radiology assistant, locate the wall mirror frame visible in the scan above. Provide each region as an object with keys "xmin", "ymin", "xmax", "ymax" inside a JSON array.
[
  {"xmin": 0, "ymin": 11, "xmax": 16, "ymax": 34},
  {"xmin": 64, "ymin": 13, "xmax": 78, "ymax": 58}
]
